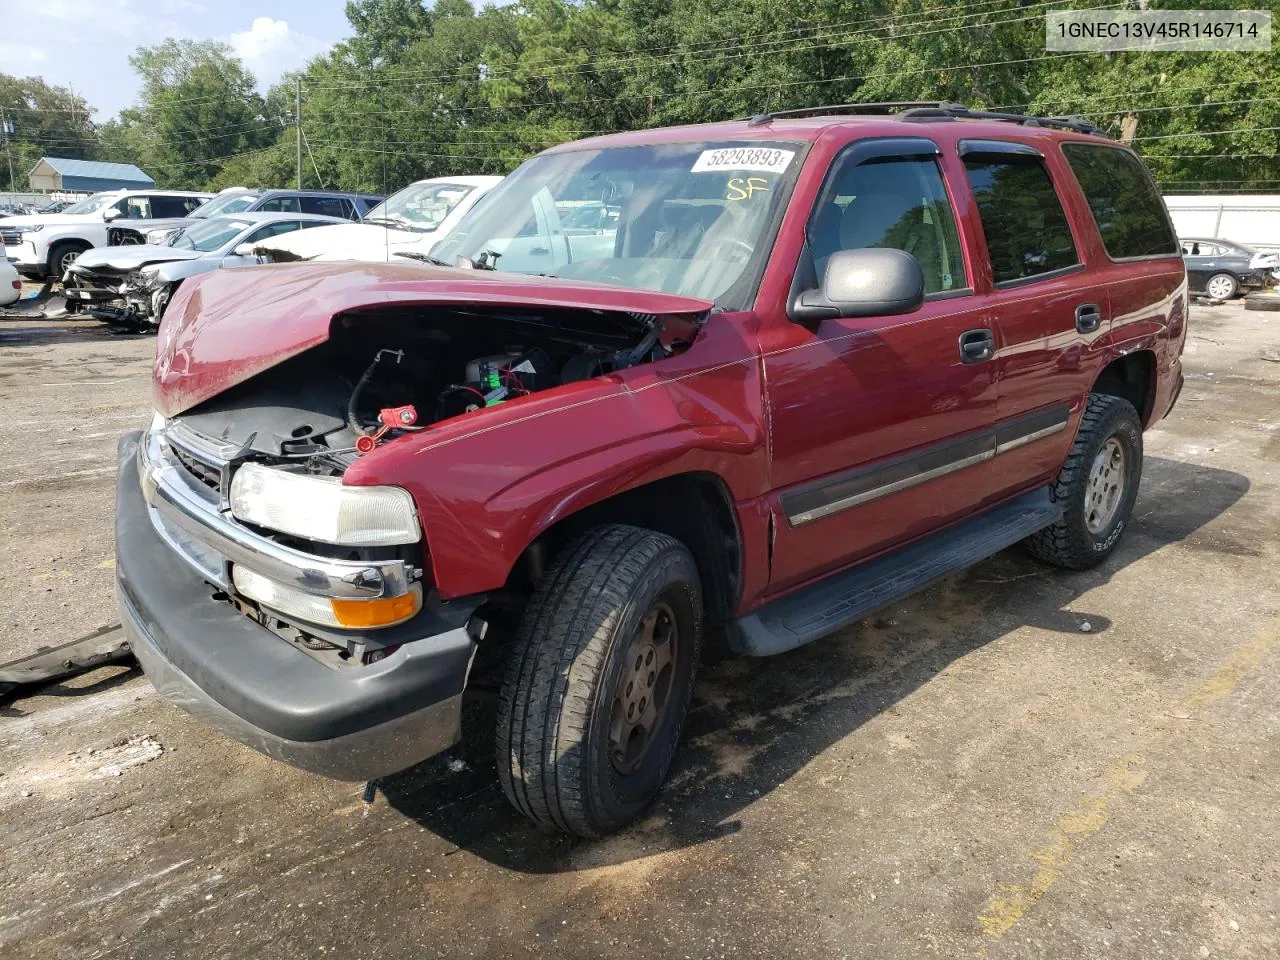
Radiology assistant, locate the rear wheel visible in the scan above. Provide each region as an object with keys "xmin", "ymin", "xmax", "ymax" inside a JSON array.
[
  {"xmin": 496, "ymin": 524, "xmax": 702, "ymax": 836},
  {"xmin": 1205, "ymin": 272, "xmax": 1239, "ymax": 301},
  {"xmin": 1025, "ymin": 393, "xmax": 1143, "ymax": 570}
]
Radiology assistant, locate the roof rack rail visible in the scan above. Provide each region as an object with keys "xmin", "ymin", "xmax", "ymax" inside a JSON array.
[{"xmin": 745, "ymin": 101, "xmax": 1107, "ymax": 137}]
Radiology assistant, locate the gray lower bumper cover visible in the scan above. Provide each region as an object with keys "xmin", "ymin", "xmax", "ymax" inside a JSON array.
[{"xmin": 115, "ymin": 432, "xmax": 477, "ymax": 781}]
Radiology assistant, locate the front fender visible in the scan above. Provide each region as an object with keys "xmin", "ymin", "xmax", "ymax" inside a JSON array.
[{"xmin": 343, "ymin": 317, "xmax": 767, "ymax": 598}]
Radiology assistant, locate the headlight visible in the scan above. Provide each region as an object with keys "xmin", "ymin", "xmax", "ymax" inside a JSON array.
[
  {"xmin": 232, "ymin": 565, "xmax": 422, "ymax": 629},
  {"xmin": 146, "ymin": 229, "xmax": 176, "ymax": 245},
  {"xmin": 229, "ymin": 462, "xmax": 421, "ymax": 546},
  {"xmin": 22, "ymin": 226, "xmax": 45, "ymax": 237}
]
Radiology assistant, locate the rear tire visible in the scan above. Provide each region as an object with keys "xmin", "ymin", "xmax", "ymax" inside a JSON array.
[
  {"xmin": 1205, "ymin": 272, "xmax": 1239, "ymax": 301},
  {"xmin": 496, "ymin": 524, "xmax": 703, "ymax": 836},
  {"xmin": 1025, "ymin": 394, "xmax": 1143, "ymax": 570}
]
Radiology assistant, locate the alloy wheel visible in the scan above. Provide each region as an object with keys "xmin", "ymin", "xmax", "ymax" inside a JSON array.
[
  {"xmin": 609, "ymin": 600, "xmax": 677, "ymax": 775},
  {"xmin": 1084, "ymin": 436, "xmax": 1126, "ymax": 534}
]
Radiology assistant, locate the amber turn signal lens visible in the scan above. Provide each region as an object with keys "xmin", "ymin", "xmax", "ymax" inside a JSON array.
[{"xmin": 330, "ymin": 591, "xmax": 420, "ymax": 628}]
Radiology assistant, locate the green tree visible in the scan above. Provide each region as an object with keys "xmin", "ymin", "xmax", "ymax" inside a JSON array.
[{"xmin": 0, "ymin": 74, "xmax": 96, "ymax": 191}]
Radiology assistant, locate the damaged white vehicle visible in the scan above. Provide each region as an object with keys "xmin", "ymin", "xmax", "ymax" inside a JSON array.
[{"xmin": 65, "ymin": 212, "xmax": 344, "ymax": 329}]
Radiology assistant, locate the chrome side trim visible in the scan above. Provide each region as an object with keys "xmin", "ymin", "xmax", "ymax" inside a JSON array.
[
  {"xmin": 138, "ymin": 427, "xmax": 411, "ymax": 600},
  {"xmin": 790, "ymin": 447, "xmax": 995, "ymax": 526},
  {"xmin": 994, "ymin": 420, "xmax": 1067, "ymax": 455},
  {"xmin": 786, "ymin": 406, "xmax": 1071, "ymax": 527}
]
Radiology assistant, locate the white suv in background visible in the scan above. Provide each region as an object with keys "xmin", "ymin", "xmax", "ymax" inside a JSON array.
[
  {"xmin": 1, "ymin": 190, "xmax": 212, "ymax": 280},
  {"xmin": 256, "ymin": 176, "xmax": 501, "ymax": 263}
]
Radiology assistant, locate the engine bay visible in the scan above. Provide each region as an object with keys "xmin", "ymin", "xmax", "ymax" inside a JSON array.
[{"xmin": 173, "ymin": 303, "xmax": 698, "ymax": 476}]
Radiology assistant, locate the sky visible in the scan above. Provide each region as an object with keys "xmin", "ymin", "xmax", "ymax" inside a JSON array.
[{"xmin": 0, "ymin": 0, "xmax": 355, "ymax": 119}]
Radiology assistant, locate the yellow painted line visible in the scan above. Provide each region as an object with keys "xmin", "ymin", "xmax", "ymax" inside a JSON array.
[{"xmin": 976, "ymin": 617, "xmax": 1280, "ymax": 940}]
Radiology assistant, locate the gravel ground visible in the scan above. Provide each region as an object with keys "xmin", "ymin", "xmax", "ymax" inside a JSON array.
[{"xmin": 1, "ymin": 301, "xmax": 1278, "ymax": 959}]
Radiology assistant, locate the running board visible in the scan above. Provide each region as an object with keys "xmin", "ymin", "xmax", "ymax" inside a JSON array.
[{"xmin": 727, "ymin": 487, "xmax": 1062, "ymax": 656}]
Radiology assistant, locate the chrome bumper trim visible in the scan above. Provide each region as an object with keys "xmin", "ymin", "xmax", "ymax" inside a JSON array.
[{"xmin": 138, "ymin": 426, "xmax": 412, "ymax": 600}]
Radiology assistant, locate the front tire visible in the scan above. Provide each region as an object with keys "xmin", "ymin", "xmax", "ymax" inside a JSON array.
[
  {"xmin": 496, "ymin": 524, "xmax": 703, "ymax": 836},
  {"xmin": 48, "ymin": 241, "xmax": 89, "ymax": 280},
  {"xmin": 1025, "ymin": 394, "xmax": 1143, "ymax": 570}
]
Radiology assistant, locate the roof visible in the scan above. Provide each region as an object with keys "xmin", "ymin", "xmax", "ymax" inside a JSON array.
[
  {"xmin": 543, "ymin": 115, "xmax": 1115, "ymax": 154},
  {"xmin": 216, "ymin": 211, "xmax": 349, "ymax": 224},
  {"xmin": 35, "ymin": 157, "xmax": 155, "ymax": 185},
  {"xmin": 412, "ymin": 175, "xmax": 504, "ymax": 187}
]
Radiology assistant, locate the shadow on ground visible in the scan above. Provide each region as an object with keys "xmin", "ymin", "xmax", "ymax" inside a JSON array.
[{"xmin": 352, "ymin": 456, "xmax": 1250, "ymax": 870}]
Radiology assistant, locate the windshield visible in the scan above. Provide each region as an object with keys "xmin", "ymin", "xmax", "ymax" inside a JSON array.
[
  {"xmin": 190, "ymin": 192, "xmax": 258, "ymax": 219},
  {"xmin": 432, "ymin": 141, "xmax": 802, "ymax": 306},
  {"xmin": 363, "ymin": 182, "xmax": 474, "ymax": 231},
  {"xmin": 168, "ymin": 217, "xmax": 252, "ymax": 252},
  {"xmin": 62, "ymin": 193, "xmax": 119, "ymax": 216}
]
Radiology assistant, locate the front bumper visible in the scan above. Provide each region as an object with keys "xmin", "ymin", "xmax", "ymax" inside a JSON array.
[
  {"xmin": 116, "ymin": 432, "xmax": 479, "ymax": 780},
  {"xmin": 5, "ymin": 243, "xmax": 43, "ymax": 275}
]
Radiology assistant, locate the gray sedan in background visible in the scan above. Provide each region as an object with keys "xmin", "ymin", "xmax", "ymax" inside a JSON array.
[{"xmin": 65, "ymin": 212, "xmax": 345, "ymax": 329}]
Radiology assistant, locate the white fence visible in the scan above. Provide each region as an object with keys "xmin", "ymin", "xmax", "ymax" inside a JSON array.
[{"xmin": 1164, "ymin": 195, "xmax": 1280, "ymax": 253}]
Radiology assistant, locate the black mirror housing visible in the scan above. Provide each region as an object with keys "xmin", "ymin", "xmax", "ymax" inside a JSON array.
[{"xmin": 789, "ymin": 247, "xmax": 926, "ymax": 323}]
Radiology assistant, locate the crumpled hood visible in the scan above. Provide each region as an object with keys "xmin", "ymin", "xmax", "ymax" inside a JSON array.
[
  {"xmin": 254, "ymin": 221, "xmax": 437, "ymax": 262},
  {"xmin": 73, "ymin": 244, "xmax": 203, "ymax": 272},
  {"xmin": 153, "ymin": 261, "xmax": 714, "ymax": 417}
]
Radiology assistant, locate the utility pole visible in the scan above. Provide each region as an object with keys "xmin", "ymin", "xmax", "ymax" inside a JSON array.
[
  {"xmin": 0, "ymin": 108, "xmax": 14, "ymax": 193},
  {"xmin": 296, "ymin": 78, "xmax": 303, "ymax": 190}
]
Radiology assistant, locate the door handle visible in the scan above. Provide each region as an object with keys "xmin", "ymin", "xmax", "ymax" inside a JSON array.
[
  {"xmin": 959, "ymin": 328, "xmax": 994, "ymax": 364},
  {"xmin": 1075, "ymin": 303, "xmax": 1103, "ymax": 334}
]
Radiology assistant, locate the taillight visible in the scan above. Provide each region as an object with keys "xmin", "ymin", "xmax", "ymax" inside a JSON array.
[{"xmin": 9, "ymin": 280, "xmax": 18, "ymax": 291}]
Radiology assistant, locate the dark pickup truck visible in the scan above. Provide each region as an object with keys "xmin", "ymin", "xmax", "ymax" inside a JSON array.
[{"xmin": 117, "ymin": 103, "xmax": 1186, "ymax": 836}]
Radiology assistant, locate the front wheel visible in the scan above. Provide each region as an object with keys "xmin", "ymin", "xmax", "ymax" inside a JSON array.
[
  {"xmin": 1025, "ymin": 393, "xmax": 1143, "ymax": 570},
  {"xmin": 496, "ymin": 524, "xmax": 703, "ymax": 836}
]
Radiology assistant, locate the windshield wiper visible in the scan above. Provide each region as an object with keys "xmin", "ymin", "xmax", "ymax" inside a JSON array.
[
  {"xmin": 363, "ymin": 216, "xmax": 430, "ymax": 233},
  {"xmin": 393, "ymin": 252, "xmax": 453, "ymax": 267}
]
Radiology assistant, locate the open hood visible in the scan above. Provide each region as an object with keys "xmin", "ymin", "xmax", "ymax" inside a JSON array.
[
  {"xmin": 254, "ymin": 222, "xmax": 437, "ymax": 263},
  {"xmin": 153, "ymin": 261, "xmax": 714, "ymax": 417},
  {"xmin": 73, "ymin": 244, "xmax": 204, "ymax": 273}
]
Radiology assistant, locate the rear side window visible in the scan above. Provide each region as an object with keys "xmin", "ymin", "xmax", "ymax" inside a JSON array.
[
  {"xmin": 151, "ymin": 196, "xmax": 196, "ymax": 218},
  {"xmin": 963, "ymin": 155, "xmax": 1078, "ymax": 285},
  {"xmin": 1062, "ymin": 144, "xmax": 1178, "ymax": 259},
  {"xmin": 300, "ymin": 196, "xmax": 352, "ymax": 218}
]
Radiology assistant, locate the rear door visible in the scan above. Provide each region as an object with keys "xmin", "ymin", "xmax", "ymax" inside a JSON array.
[
  {"xmin": 957, "ymin": 141, "xmax": 1087, "ymax": 492},
  {"xmin": 763, "ymin": 138, "xmax": 1001, "ymax": 592}
]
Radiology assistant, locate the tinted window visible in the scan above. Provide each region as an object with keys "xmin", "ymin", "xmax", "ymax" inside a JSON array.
[
  {"xmin": 809, "ymin": 156, "xmax": 966, "ymax": 294},
  {"xmin": 963, "ymin": 155, "xmax": 1078, "ymax": 284},
  {"xmin": 258, "ymin": 196, "xmax": 301, "ymax": 213},
  {"xmin": 244, "ymin": 221, "xmax": 302, "ymax": 244},
  {"xmin": 300, "ymin": 196, "xmax": 351, "ymax": 218},
  {"xmin": 1062, "ymin": 144, "xmax": 1178, "ymax": 259},
  {"xmin": 150, "ymin": 196, "xmax": 196, "ymax": 218}
]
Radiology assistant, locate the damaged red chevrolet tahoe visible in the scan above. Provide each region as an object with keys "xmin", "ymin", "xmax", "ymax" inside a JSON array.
[{"xmin": 117, "ymin": 105, "xmax": 1186, "ymax": 836}]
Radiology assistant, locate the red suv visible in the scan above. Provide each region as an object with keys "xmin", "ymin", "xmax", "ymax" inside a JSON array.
[{"xmin": 116, "ymin": 103, "xmax": 1186, "ymax": 836}]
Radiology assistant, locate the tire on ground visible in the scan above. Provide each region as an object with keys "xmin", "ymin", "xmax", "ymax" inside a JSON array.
[
  {"xmin": 1244, "ymin": 295, "xmax": 1280, "ymax": 312},
  {"xmin": 496, "ymin": 523, "xmax": 703, "ymax": 836},
  {"xmin": 1025, "ymin": 393, "xmax": 1143, "ymax": 570}
]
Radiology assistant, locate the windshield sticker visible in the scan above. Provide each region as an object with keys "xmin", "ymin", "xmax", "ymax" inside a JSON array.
[
  {"xmin": 692, "ymin": 147, "xmax": 795, "ymax": 174},
  {"xmin": 726, "ymin": 177, "xmax": 771, "ymax": 201}
]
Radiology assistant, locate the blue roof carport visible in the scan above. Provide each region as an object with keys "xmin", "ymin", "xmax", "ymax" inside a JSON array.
[{"xmin": 28, "ymin": 158, "xmax": 156, "ymax": 193}]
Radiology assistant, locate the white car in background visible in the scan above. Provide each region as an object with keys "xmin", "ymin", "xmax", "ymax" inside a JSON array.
[
  {"xmin": 0, "ymin": 189, "xmax": 212, "ymax": 280},
  {"xmin": 64, "ymin": 212, "xmax": 345, "ymax": 328},
  {"xmin": 0, "ymin": 257, "xmax": 21, "ymax": 306},
  {"xmin": 257, "ymin": 175, "xmax": 502, "ymax": 263}
]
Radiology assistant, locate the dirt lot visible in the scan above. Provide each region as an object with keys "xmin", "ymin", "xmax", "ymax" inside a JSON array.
[{"xmin": 2, "ymin": 301, "xmax": 1278, "ymax": 959}]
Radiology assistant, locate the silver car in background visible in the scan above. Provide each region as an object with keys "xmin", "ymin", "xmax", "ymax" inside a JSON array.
[{"xmin": 65, "ymin": 212, "xmax": 345, "ymax": 329}]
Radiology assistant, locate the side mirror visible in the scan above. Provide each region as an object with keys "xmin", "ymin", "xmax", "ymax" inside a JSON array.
[
  {"xmin": 232, "ymin": 243, "xmax": 258, "ymax": 258},
  {"xmin": 102, "ymin": 207, "xmax": 122, "ymax": 222},
  {"xmin": 789, "ymin": 248, "xmax": 925, "ymax": 324}
]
